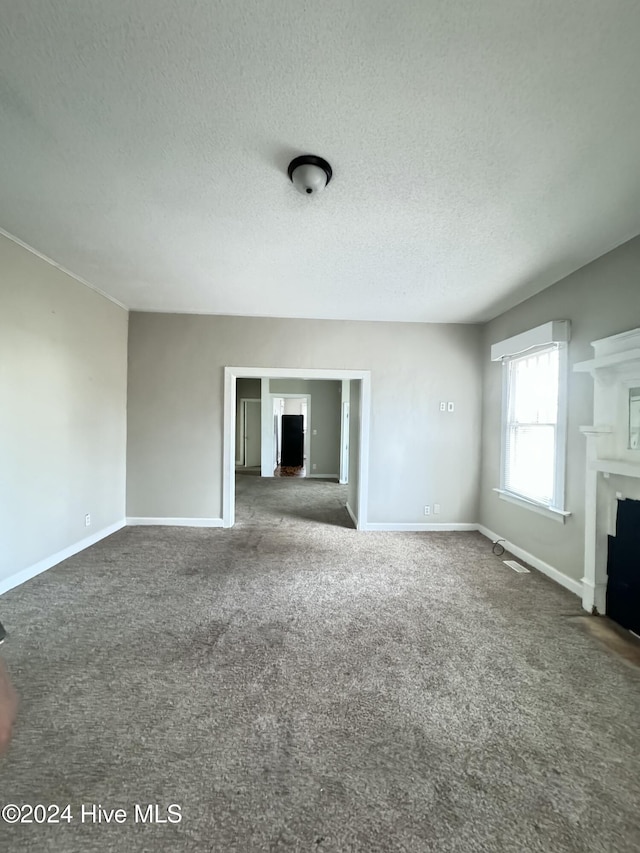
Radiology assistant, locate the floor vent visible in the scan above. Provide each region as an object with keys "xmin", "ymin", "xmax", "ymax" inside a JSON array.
[{"xmin": 503, "ymin": 559, "xmax": 530, "ymax": 574}]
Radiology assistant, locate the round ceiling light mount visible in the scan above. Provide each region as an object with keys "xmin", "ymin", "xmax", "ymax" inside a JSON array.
[{"xmin": 288, "ymin": 154, "xmax": 332, "ymax": 196}]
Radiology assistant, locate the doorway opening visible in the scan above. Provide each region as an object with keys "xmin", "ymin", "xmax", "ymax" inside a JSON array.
[
  {"xmin": 223, "ymin": 367, "xmax": 370, "ymax": 529},
  {"xmin": 272, "ymin": 394, "xmax": 310, "ymax": 476}
]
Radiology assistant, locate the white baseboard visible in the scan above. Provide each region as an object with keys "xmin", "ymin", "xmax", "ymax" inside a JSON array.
[
  {"xmin": 0, "ymin": 519, "xmax": 126, "ymax": 596},
  {"xmin": 126, "ymin": 517, "xmax": 224, "ymax": 527},
  {"xmin": 365, "ymin": 522, "xmax": 478, "ymax": 532},
  {"xmin": 477, "ymin": 525, "xmax": 583, "ymax": 597},
  {"xmin": 345, "ymin": 502, "xmax": 358, "ymax": 528},
  {"xmin": 0, "ymin": 514, "xmax": 582, "ymax": 606},
  {"xmin": 307, "ymin": 473, "xmax": 339, "ymax": 480}
]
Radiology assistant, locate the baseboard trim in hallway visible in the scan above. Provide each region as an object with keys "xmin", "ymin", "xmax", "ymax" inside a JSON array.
[
  {"xmin": 126, "ymin": 517, "xmax": 224, "ymax": 527},
  {"xmin": 365, "ymin": 522, "xmax": 478, "ymax": 532},
  {"xmin": 345, "ymin": 502, "xmax": 358, "ymax": 528},
  {"xmin": 477, "ymin": 525, "xmax": 583, "ymax": 598},
  {"xmin": 0, "ymin": 519, "xmax": 126, "ymax": 596}
]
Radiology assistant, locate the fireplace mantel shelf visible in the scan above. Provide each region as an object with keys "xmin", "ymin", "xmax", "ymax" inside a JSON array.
[
  {"xmin": 574, "ymin": 347, "xmax": 640, "ymax": 374},
  {"xmin": 590, "ymin": 458, "xmax": 640, "ymax": 478},
  {"xmin": 579, "ymin": 425, "xmax": 613, "ymax": 435},
  {"xmin": 574, "ymin": 328, "xmax": 640, "ymax": 375}
]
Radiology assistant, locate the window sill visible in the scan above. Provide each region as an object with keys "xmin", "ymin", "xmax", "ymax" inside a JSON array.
[{"xmin": 493, "ymin": 489, "xmax": 571, "ymax": 524}]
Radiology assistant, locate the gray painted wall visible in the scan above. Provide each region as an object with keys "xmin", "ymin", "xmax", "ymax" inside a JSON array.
[
  {"xmin": 480, "ymin": 235, "xmax": 640, "ymax": 581},
  {"xmin": 5, "ymin": 221, "xmax": 639, "ymax": 593},
  {"xmin": 270, "ymin": 379, "xmax": 341, "ymax": 476},
  {"xmin": 0, "ymin": 234, "xmax": 128, "ymax": 584},
  {"xmin": 127, "ymin": 314, "xmax": 482, "ymax": 523}
]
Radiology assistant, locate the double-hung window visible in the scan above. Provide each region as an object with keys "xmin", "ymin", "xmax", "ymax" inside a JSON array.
[{"xmin": 492, "ymin": 322, "xmax": 570, "ymax": 521}]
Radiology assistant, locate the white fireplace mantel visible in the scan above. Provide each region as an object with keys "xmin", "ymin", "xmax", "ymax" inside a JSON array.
[{"xmin": 574, "ymin": 327, "xmax": 640, "ymax": 614}]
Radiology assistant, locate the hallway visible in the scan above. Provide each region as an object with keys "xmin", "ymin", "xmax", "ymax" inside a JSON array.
[{"xmin": 235, "ymin": 469, "xmax": 351, "ymax": 529}]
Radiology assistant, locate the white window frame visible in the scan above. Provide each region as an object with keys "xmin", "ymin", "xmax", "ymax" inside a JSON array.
[{"xmin": 492, "ymin": 321, "xmax": 571, "ymax": 523}]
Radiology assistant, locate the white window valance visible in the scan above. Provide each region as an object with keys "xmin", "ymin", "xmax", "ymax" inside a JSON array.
[{"xmin": 491, "ymin": 320, "xmax": 571, "ymax": 362}]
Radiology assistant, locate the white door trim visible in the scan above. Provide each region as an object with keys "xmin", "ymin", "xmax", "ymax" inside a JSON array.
[{"xmin": 223, "ymin": 367, "xmax": 371, "ymax": 529}]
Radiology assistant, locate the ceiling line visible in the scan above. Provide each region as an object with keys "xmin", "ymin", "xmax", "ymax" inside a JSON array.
[{"xmin": 0, "ymin": 226, "xmax": 129, "ymax": 312}]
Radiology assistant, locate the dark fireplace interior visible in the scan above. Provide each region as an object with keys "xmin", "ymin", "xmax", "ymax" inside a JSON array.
[{"xmin": 607, "ymin": 497, "xmax": 640, "ymax": 635}]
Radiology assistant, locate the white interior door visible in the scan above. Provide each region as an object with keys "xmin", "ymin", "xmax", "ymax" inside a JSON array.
[{"xmin": 243, "ymin": 400, "xmax": 262, "ymax": 467}]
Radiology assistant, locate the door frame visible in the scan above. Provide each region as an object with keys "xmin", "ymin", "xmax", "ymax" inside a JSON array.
[
  {"xmin": 339, "ymin": 400, "xmax": 350, "ymax": 484},
  {"xmin": 339, "ymin": 378, "xmax": 351, "ymax": 484},
  {"xmin": 270, "ymin": 393, "xmax": 311, "ymax": 472},
  {"xmin": 238, "ymin": 397, "xmax": 261, "ymax": 467},
  {"xmin": 223, "ymin": 367, "xmax": 371, "ymax": 529}
]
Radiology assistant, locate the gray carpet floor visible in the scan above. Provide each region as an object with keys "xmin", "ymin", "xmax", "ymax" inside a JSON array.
[{"xmin": 1, "ymin": 476, "xmax": 639, "ymax": 852}]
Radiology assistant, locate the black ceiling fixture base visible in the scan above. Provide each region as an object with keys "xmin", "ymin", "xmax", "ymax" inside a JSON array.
[{"xmin": 287, "ymin": 155, "xmax": 332, "ymax": 185}]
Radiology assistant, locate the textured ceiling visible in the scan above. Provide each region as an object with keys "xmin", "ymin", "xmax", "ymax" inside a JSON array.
[{"xmin": 1, "ymin": 1, "xmax": 640, "ymax": 322}]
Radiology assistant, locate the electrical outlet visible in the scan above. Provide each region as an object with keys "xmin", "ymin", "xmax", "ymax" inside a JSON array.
[
  {"xmin": 447, "ymin": 401, "xmax": 454, "ymax": 412},
  {"xmin": 424, "ymin": 505, "xmax": 431, "ymax": 516},
  {"xmin": 312, "ymin": 463, "xmax": 317, "ymax": 470},
  {"xmin": 85, "ymin": 513, "xmax": 91, "ymax": 527},
  {"xmin": 433, "ymin": 503, "xmax": 441, "ymax": 514},
  {"xmin": 439, "ymin": 402, "xmax": 446, "ymax": 412},
  {"xmin": 312, "ymin": 429, "xmax": 318, "ymax": 435}
]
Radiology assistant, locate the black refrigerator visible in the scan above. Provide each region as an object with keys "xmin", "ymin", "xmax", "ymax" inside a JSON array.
[{"xmin": 280, "ymin": 415, "xmax": 304, "ymax": 467}]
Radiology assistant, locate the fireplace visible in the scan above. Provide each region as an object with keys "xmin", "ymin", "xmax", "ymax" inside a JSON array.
[
  {"xmin": 575, "ymin": 327, "xmax": 640, "ymax": 616},
  {"xmin": 607, "ymin": 498, "xmax": 640, "ymax": 635}
]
